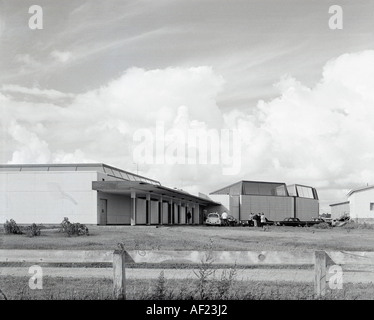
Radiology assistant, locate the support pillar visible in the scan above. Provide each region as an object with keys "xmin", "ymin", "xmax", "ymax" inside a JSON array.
[
  {"xmin": 159, "ymin": 196, "xmax": 163, "ymax": 225},
  {"xmin": 130, "ymin": 191, "xmax": 136, "ymax": 226},
  {"xmin": 178, "ymin": 201, "xmax": 181, "ymax": 224},
  {"xmin": 168, "ymin": 199, "xmax": 173, "ymax": 225},
  {"xmin": 146, "ymin": 194, "xmax": 151, "ymax": 225}
]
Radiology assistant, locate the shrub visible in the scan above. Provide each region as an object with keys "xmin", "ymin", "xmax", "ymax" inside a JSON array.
[
  {"xmin": 343, "ymin": 221, "xmax": 374, "ymax": 230},
  {"xmin": 153, "ymin": 271, "xmax": 167, "ymax": 300},
  {"xmin": 358, "ymin": 223, "xmax": 374, "ymax": 230},
  {"xmin": 313, "ymin": 222, "xmax": 331, "ymax": 229},
  {"xmin": 25, "ymin": 223, "xmax": 42, "ymax": 237},
  {"xmin": 193, "ymin": 251, "xmax": 215, "ymax": 300},
  {"xmin": 60, "ymin": 217, "xmax": 89, "ymax": 236},
  {"xmin": 342, "ymin": 221, "xmax": 355, "ymax": 230},
  {"xmin": 149, "ymin": 271, "xmax": 174, "ymax": 300},
  {"xmin": 212, "ymin": 267, "xmax": 237, "ymax": 299},
  {"xmin": 4, "ymin": 219, "xmax": 23, "ymax": 235}
]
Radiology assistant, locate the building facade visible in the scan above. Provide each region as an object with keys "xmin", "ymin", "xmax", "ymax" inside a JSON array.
[
  {"xmin": 210, "ymin": 181, "xmax": 319, "ymax": 222},
  {"xmin": 329, "ymin": 201, "xmax": 350, "ymax": 220},
  {"xmin": 347, "ymin": 186, "xmax": 374, "ymax": 223},
  {"xmin": 0, "ymin": 163, "xmax": 220, "ymax": 225}
]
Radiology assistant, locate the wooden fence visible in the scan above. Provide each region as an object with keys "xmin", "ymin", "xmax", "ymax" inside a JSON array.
[{"xmin": 2, "ymin": 249, "xmax": 374, "ymax": 299}]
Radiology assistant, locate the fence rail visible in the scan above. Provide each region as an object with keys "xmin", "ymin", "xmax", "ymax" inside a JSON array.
[{"xmin": 2, "ymin": 249, "xmax": 374, "ymax": 299}]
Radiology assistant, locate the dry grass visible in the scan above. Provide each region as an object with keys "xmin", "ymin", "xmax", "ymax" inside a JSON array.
[
  {"xmin": 2, "ymin": 224, "xmax": 374, "ymax": 300},
  {"xmin": 1, "ymin": 275, "xmax": 373, "ymax": 300},
  {"xmin": 2, "ymin": 224, "xmax": 374, "ymax": 252}
]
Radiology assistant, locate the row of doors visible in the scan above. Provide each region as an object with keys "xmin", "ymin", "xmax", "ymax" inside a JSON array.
[{"xmin": 99, "ymin": 198, "xmax": 197, "ymax": 225}]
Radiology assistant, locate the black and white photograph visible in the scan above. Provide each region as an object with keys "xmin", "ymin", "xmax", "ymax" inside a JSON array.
[{"xmin": 1, "ymin": 0, "xmax": 374, "ymax": 311}]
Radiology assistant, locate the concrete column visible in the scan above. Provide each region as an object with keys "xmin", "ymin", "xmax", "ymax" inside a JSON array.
[
  {"xmin": 171, "ymin": 200, "xmax": 175, "ymax": 224},
  {"xmin": 146, "ymin": 194, "xmax": 151, "ymax": 225},
  {"xmin": 131, "ymin": 191, "xmax": 136, "ymax": 226},
  {"xmin": 191, "ymin": 204, "xmax": 195, "ymax": 224},
  {"xmin": 159, "ymin": 196, "xmax": 163, "ymax": 225},
  {"xmin": 169, "ymin": 199, "xmax": 173, "ymax": 225},
  {"xmin": 178, "ymin": 201, "xmax": 181, "ymax": 224}
]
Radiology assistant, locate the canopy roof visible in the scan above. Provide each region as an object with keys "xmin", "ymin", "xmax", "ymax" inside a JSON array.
[{"xmin": 93, "ymin": 180, "xmax": 220, "ymax": 206}]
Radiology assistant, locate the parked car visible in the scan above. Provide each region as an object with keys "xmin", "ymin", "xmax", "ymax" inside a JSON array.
[
  {"xmin": 239, "ymin": 217, "xmax": 275, "ymax": 226},
  {"xmin": 278, "ymin": 217, "xmax": 327, "ymax": 227},
  {"xmin": 278, "ymin": 218, "xmax": 305, "ymax": 227},
  {"xmin": 227, "ymin": 215, "xmax": 238, "ymax": 226},
  {"xmin": 205, "ymin": 213, "xmax": 221, "ymax": 226},
  {"xmin": 239, "ymin": 218, "xmax": 254, "ymax": 226},
  {"xmin": 311, "ymin": 217, "xmax": 332, "ymax": 226},
  {"xmin": 262, "ymin": 217, "xmax": 276, "ymax": 226}
]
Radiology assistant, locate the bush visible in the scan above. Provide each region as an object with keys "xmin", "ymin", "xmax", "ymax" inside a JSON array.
[
  {"xmin": 60, "ymin": 217, "xmax": 89, "ymax": 236},
  {"xmin": 313, "ymin": 222, "xmax": 331, "ymax": 229},
  {"xmin": 4, "ymin": 219, "xmax": 23, "ymax": 235},
  {"xmin": 342, "ymin": 221, "xmax": 355, "ymax": 230},
  {"xmin": 25, "ymin": 223, "xmax": 42, "ymax": 237},
  {"xmin": 343, "ymin": 221, "xmax": 374, "ymax": 230}
]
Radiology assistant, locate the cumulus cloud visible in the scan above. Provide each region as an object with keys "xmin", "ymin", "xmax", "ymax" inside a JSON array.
[
  {"xmin": 1, "ymin": 66, "xmax": 225, "ymax": 178},
  {"xmin": 224, "ymin": 50, "xmax": 374, "ymax": 207},
  {"xmin": 50, "ymin": 50, "xmax": 73, "ymax": 63},
  {"xmin": 7, "ymin": 121, "xmax": 51, "ymax": 164},
  {"xmin": 2, "ymin": 51, "xmax": 374, "ymax": 211}
]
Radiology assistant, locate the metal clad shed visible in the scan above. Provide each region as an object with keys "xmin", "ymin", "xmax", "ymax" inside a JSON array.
[{"xmin": 210, "ymin": 180, "xmax": 319, "ymax": 222}]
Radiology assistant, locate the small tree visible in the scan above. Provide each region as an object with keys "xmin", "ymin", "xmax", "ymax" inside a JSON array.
[
  {"xmin": 60, "ymin": 217, "xmax": 89, "ymax": 236},
  {"xmin": 4, "ymin": 219, "xmax": 23, "ymax": 235},
  {"xmin": 25, "ymin": 223, "xmax": 42, "ymax": 237}
]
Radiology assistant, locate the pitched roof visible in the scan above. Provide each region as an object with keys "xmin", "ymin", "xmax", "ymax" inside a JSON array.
[
  {"xmin": 347, "ymin": 185, "xmax": 374, "ymax": 197},
  {"xmin": 329, "ymin": 201, "xmax": 349, "ymax": 207}
]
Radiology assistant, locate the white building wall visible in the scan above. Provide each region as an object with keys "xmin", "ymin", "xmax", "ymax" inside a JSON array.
[
  {"xmin": 97, "ymin": 191, "xmax": 132, "ymax": 224},
  {"xmin": 209, "ymin": 194, "xmax": 229, "ymax": 210},
  {"xmin": 330, "ymin": 203, "xmax": 350, "ymax": 220},
  {"xmin": 0, "ymin": 171, "xmax": 98, "ymax": 224},
  {"xmin": 349, "ymin": 188, "xmax": 374, "ymax": 221}
]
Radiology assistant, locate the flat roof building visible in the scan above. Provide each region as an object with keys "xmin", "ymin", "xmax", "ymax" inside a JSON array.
[{"xmin": 0, "ymin": 163, "xmax": 219, "ymax": 225}]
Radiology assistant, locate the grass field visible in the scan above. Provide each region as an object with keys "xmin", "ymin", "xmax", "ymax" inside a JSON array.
[
  {"xmin": 1, "ymin": 224, "xmax": 374, "ymax": 252},
  {"xmin": 2, "ymin": 275, "xmax": 374, "ymax": 300},
  {"xmin": 1, "ymin": 224, "xmax": 374, "ymax": 300}
]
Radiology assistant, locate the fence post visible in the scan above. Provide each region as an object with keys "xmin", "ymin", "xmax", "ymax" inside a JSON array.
[
  {"xmin": 113, "ymin": 250, "xmax": 126, "ymax": 300},
  {"xmin": 314, "ymin": 250, "xmax": 327, "ymax": 298}
]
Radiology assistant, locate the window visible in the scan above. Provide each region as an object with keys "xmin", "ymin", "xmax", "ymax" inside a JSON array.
[
  {"xmin": 370, "ymin": 203, "xmax": 374, "ymax": 211},
  {"xmin": 103, "ymin": 167, "xmax": 114, "ymax": 175},
  {"xmin": 120, "ymin": 172, "xmax": 130, "ymax": 180},
  {"xmin": 296, "ymin": 185, "xmax": 314, "ymax": 199},
  {"xmin": 111, "ymin": 169, "xmax": 122, "ymax": 178},
  {"xmin": 127, "ymin": 174, "xmax": 136, "ymax": 181}
]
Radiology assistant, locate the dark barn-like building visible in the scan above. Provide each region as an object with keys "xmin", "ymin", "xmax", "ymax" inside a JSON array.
[{"xmin": 210, "ymin": 180, "xmax": 319, "ymax": 222}]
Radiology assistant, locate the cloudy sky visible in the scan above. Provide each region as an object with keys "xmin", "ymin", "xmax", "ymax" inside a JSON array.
[{"xmin": 1, "ymin": 0, "xmax": 374, "ymax": 212}]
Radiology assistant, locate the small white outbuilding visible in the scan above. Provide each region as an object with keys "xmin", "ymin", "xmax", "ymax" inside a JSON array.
[
  {"xmin": 347, "ymin": 185, "xmax": 374, "ymax": 224},
  {"xmin": 330, "ymin": 185, "xmax": 374, "ymax": 224}
]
